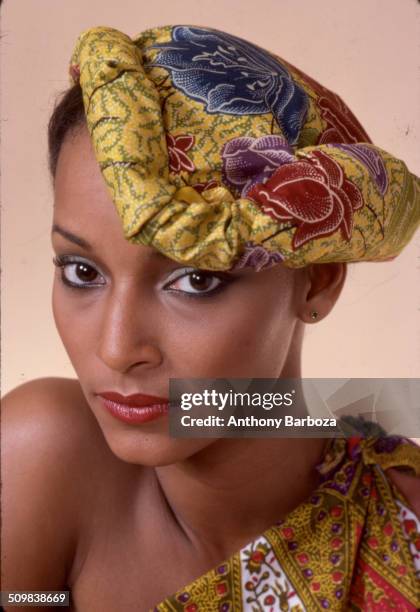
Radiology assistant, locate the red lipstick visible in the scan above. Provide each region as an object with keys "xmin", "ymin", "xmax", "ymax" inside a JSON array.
[{"xmin": 97, "ymin": 391, "xmax": 169, "ymax": 424}]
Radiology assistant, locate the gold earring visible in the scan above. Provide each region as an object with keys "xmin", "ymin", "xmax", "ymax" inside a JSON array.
[{"xmin": 310, "ymin": 310, "xmax": 319, "ymax": 320}]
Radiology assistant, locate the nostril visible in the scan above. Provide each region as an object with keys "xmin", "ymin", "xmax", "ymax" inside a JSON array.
[
  {"xmin": 97, "ymin": 341, "xmax": 163, "ymax": 374},
  {"xmin": 96, "ymin": 289, "xmax": 164, "ymax": 372}
]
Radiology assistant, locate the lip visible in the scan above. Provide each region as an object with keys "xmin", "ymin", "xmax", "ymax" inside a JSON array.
[
  {"xmin": 98, "ymin": 391, "xmax": 169, "ymax": 407},
  {"xmin": 97, "ymin": 392, "xmax": 169, "ymax": 425}
]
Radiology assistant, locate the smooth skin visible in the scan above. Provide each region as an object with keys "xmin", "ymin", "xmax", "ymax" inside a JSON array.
[{"xmin": 2, "ymin": 127, "xmax": 419, "ymax": 611}]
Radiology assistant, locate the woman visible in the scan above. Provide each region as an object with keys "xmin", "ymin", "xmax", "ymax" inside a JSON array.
[{"xmin": 2, "ymin": 25, "xmax": 420, "ymax": 611}]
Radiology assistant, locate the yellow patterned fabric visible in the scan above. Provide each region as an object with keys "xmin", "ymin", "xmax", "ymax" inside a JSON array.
[
  {"xmin": 152, "ymin": 437, "xmax": 420, "ymax": 611},
  {"xmin": 69, "ymin": 25, "xmax": 420, "ymax": 272}
]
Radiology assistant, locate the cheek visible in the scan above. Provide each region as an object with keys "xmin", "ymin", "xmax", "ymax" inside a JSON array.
[
  {"xmin": 169, "ymin": 288, "xmax": 296, "ymax": 378},
  {"xmin": 52, "ymin": 280, "xmax": 91, "ymax": 370},
  {"xmin": 52, "ymin": 283, "xmax": 71, "ymax": 357},
  {"xmin": 52, "ymin": 280, "xmax": 68, "ymax": 344},
  {"xmin": 52, "ymin": 274, "xmax": 297, "ymax": 381}
]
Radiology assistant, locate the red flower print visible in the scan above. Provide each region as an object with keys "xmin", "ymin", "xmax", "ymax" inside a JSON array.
[
  {"xmin": 383, "ymin": 522, "xmax": 394, "ymax": 537},
  {"xmin": 361, "ymin": 473, "xmax": 372, "ymax": 487},
  {"xmin": 166, "ymin": 133, "xmax": 195, "ymax": 173},
  {"xmin": 215, "ymin": 582, "xmax": 228, "ymax": 595},
  {"xmin": 316, "ymin": 93, "xmax": 370, "ymax": 145},
  {"xmin": 283, "ymin": 62, "xmax": 371, "ymax": 145},
  {"xmin": 296, "ymin": 553, "xmax": 309, "ymax": 565},
  {"xmin": 245, "ymin": 543, "xmax": 270, "ymax": 573},
  {"xmin": 248, "ymin": 150, "xmax": 364, "ymax": 250},
  {"xmin": 192, "ymin": 179, "xmax": 219, "ymax": 194},
  {"xmin": 331, "ymin": 537, "xmax": 343, "ymax": 549},
  {"xmin": 281, "ymin": 527, "xmax": 294, "ymax": 540},
  {"xmin": 347, "ymin": 437, "xmax": 362, "ymax": 459},
  {"xmin": 250, "ymin": 550, "xmax": 265, "ymax": 563},
  {"xmin": 403, "ymin": 519, "xmax": 416, "ymax": 535}
]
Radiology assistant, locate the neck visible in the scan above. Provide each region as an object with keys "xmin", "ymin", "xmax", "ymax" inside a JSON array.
[
  {"xmin": 154, "ymin": 339, "xmax": 326, "ymax": 561},
  {"xmin": 154, "ymin": 436, "xmax": 327, "ymax": 561}
]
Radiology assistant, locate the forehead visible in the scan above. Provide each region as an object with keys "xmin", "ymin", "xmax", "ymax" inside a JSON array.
[
  {"xmin": 52, "ymin": 127, "xmax": 169, "ymax": 264},
  {"xmin": 54, "ymin": 126, "xmax": 118, "ymax": 228}
]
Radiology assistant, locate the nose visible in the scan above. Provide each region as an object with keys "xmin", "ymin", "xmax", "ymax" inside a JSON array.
[{"xmin": 96, "ymin": 284, "xmax": 163, "ymax": 373}]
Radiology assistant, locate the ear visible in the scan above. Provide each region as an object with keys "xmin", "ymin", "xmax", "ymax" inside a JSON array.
[{"xmin": 297, "ymin": 263, "xmax": 347, "ymax": 323}]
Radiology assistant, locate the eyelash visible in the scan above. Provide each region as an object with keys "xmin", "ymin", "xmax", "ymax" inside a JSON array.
[{"xmin": 52, "ymin": 255, "xmax": 234, "ymax": 299}]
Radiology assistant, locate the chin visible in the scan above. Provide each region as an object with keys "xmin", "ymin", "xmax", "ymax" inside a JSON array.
[{"xmin": 102, "ymin": 428, "xmax": 215, "ymax": 467}]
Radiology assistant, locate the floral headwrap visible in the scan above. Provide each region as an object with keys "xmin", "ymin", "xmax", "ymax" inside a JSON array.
[{"xmin": 69, "ymin": 25, "xmax": 420, "ymax": 271}]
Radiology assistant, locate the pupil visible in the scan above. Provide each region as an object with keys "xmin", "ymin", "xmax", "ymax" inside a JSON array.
[
  {"xmin": 190, "ymin": 272, "xmax": 210, "ymax": 290},
  {"xmin": 76, "ymin": 263, "xmax": 96, "ymax": 282}
]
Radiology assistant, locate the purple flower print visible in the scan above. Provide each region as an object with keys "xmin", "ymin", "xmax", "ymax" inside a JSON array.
[
  {"xmin": 230, "ymin": 241, "xmax": 284, "ymax": 272},
  {"xmin": 222, "ymin": 135, "xmax": 295, "ymax": 197},
  {"xmin": 333, "ymin": 143, "xmax": 388, "ymax": 196}
]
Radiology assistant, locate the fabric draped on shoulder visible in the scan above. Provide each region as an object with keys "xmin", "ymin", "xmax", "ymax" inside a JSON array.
[{"xmin": 151, "ymin": 436, "xmax": 420, "ymax": 611}]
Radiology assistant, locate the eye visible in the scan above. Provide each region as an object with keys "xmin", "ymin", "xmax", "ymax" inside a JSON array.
[
  {"xmin": 53, "ymin": 257, "xmax": 235, "ymax": 297},
  {"xmin": 53, "ymin": 255, "xmax": 105, "ymax": 289},
  {"xmin": 164, "ymin": 268, "xmax": 233, "ymax": 298}
]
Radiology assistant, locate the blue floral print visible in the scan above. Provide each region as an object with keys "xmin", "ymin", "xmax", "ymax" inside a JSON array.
[{"xmin": 152, "ymin": 26, "xmax": 308, "ymax": 145}]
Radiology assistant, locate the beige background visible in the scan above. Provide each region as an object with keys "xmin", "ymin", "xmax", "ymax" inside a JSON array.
[{"xmin": 1, "ymin": 0, "xmax": 419, "ymax": 395}]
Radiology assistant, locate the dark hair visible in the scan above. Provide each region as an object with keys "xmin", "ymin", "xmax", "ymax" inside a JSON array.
[{"xmin": 48, "ymin": 83, "xmax": 85, "ymax": 178}]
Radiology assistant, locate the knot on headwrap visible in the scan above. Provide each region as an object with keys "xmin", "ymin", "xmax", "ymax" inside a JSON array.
[{"xmin": 70, "ymin": 25, "xmax": 420, "ymax": 271}]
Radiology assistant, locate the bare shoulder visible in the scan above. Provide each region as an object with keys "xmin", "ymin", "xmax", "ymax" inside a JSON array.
[
  {"xmin": 1, "ymin": 377, "xmax": 110, "ymax": 594},
  {"xmin": 1, "ymin": 377, "xmax": 106, "ymax": 472},
  {"xmin": 2, "ymin": 376, "xmax": 93, "ymax": 427}
]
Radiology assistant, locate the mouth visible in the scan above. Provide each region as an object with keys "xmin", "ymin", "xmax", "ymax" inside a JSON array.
[{"xmin": 97, "ymin": 391, "xmax": 170, "ymax": 425}]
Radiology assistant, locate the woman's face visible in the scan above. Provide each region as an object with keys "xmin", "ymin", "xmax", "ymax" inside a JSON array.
[{"xmin": 51, "ymin": 127, "xmax": 335, "ymax": 466}]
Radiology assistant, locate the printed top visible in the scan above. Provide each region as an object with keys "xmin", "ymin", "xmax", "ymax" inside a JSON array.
[{"xmin": 152, "ymin": 436, "xmax": 420, "ymax": 611}]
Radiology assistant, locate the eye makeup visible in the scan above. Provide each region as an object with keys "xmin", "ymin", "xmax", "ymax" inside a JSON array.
[{"xmin": 52, "ymin": 254, "xmax": 237, "ymax": 299}]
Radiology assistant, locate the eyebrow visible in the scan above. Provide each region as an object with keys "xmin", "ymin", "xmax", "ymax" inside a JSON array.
[
  {"xmin": 51, "ymin": 223, "xmax": 171, "ymax": 262},
  {"xmin": 51, "ymin": 224, "xmax": 92, "ymax": 250}
]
